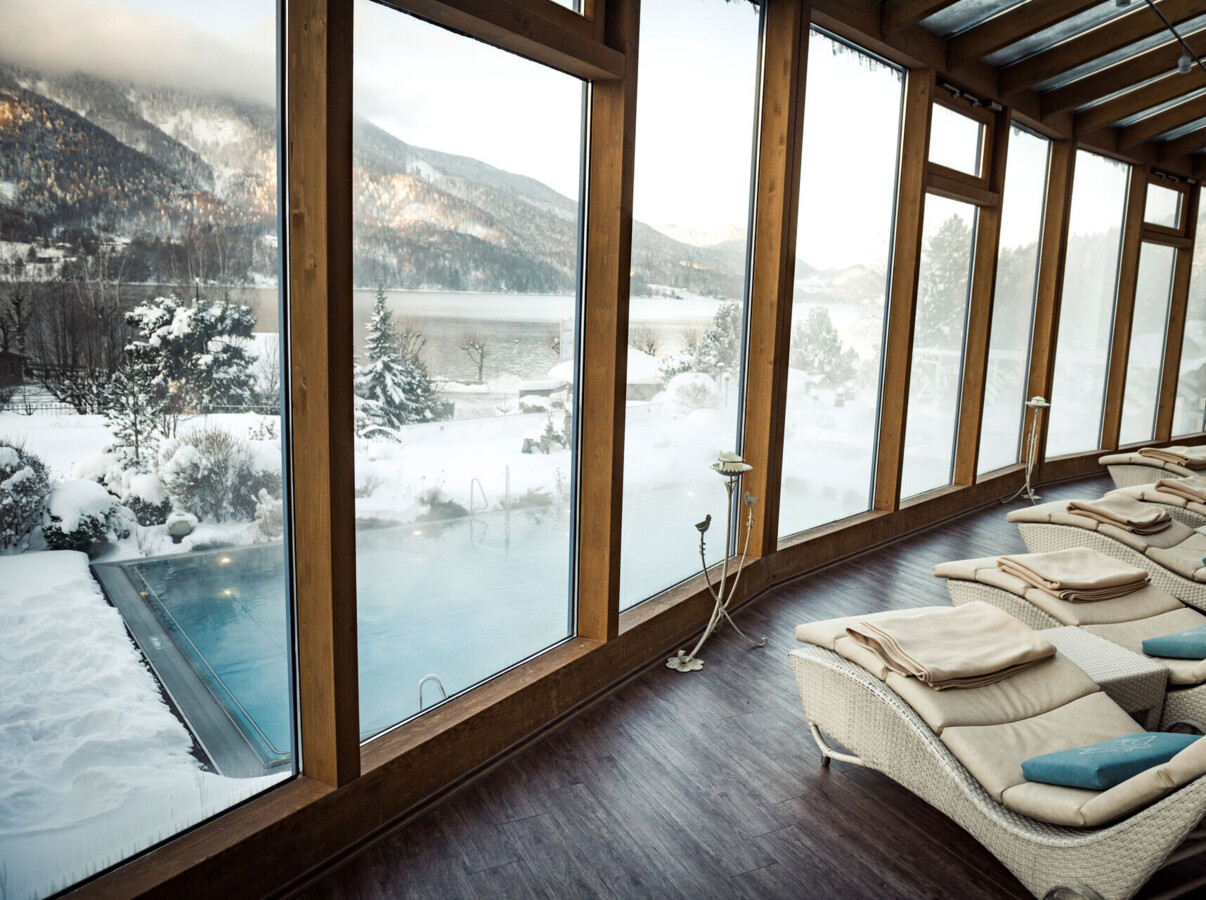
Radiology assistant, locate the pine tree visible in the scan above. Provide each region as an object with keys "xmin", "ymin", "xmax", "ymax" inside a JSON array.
[
  {"xmin": 791, "ymin": 307, "xmax": 858, "ymax": 386},
  {"xmin": 659, "ymin": 299, "xmax": 743, "ymax": 385},
  {"xmin": 354, "ymin": 287, "xmax": 442, "ymax": 438},
  {"xmin": 100, "ymin": 365, "xmax": 162, "ymax": 466},
  {"xmin": 915, "ymin": 213, "xmax": 974, "ymax": 352}
]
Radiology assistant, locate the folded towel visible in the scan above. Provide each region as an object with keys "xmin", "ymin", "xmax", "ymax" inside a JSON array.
[
  {"xmin": 997, "ymin": 548, "xmax": 1149, "ymax": 602},
  {"xmin": 844, "ymin": 601, "xmax": 1055, "ymax": 690},
  {"xmin": 1139, "ymin": 446, "xmax": 1206, "ymax": 470},
  {"xmin": 1155, "ymin": 475, "xmax": 1206, "ymax": 504},
  {"xmin": 1066, "ymin": 494, "xmax": 1171, "ymax": 534}
]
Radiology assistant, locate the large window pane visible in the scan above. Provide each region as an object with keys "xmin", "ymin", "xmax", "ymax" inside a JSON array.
[
  {"xmin": 620, "ymin": 0, "xmax": 760, "ymax": 610},
  {"xmin": 1174, "ymin": 190, "xmax": 1206, "ymax": 436},
  {"xmin": 901, "ymin": 195, "xmax": 977, "ymax": 498},
  {"xmin": 978, "ymin": 126, "xmax": 1049, "ymax": 475},
  {"xmin": 778, "ymin": 31, "xmax": 903, "ymax": 537},
  {"xmin": 0, "ymin": 2, "xmax": 292, "ymax": 896},
  {"xmin": 352, "ymin": 2, "xmax": 583, "ymax": 736},
  {"xmin": 1119, "ymin": 243, "xmax": 1176, "ymax": 445},
  {"xmin": 1045, "ymin": 151, "xmax": 1129, "ymax": 457}
]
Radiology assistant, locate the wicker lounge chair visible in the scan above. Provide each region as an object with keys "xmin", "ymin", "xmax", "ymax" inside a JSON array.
[
  {"xmin": 1112, "ymin": 484, "xmax": 1206, "ymax": 530},
  {"xmin": 1100, "ymin": 452, "xmax": 1197, "ymax": 489},
  {"xmin": 935, "ymin": 553, "xmax": 1206, "ymax": 733},
  {"xmin": 792, "ymin": 608, "xmax": 1206, "ymax": 900},
  {"xmin": 1008, "ymin": 501, "xmax": 1206, "ymax": 611}
]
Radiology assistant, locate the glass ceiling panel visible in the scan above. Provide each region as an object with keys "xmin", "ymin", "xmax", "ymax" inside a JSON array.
[
  {"xmin": 1112, "ymin": 88, "xmax": 1206, "ymax": 128},
  {"xmin": 1033, "ymin": 18, "xmax": 1206, "ymax": 94},
  {"xmin": 1072, "ymin": 72, "xmax": 1167, "ymax": 114},
  {"xmin": 921, "ymin": 0, "xmax": 1022, "ymax": 38},
  {"xmin": 984, "ymin": 2, "xmax": 1128, "ymax": 68},
  {"xmin": 1161, "ymin": 115, "xmax": 1206, "ymax": 141}
]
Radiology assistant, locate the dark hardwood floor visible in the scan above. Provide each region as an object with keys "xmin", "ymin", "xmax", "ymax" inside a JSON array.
[{"xmin": 296, "ymin": 474, "xmax": 1205, "ymax": 900}]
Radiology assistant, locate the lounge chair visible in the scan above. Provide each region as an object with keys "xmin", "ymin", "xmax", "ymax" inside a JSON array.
[
  {"xmin": 792, "ymin": 606, "xmax": 1206, "ymax": 900},
  {"xmin": 934, "ymin": 551, "xmax": 1206, "ymax": 733},
  {"xmin": 1111, "ymin": 482, "xmax": 1206, "ymax": 530},
  {"xmin": 1008, "ymin": 500, "xmax": 1206, "ymax": 610},
  {"xmin": 1100, "ymin": 451, "xmax": 1196, "ymax": 489}
]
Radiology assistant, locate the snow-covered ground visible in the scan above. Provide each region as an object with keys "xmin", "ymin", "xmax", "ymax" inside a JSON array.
[{"xmin": 0, "ymin": 551, "xmax": 282, "ymax": 900}]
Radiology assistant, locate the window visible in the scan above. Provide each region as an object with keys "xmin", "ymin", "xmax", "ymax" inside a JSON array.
[
  {"xmin": 900, "ymin": 196, "xmax": 977, "ymax": 498},
  {"xmin": 1145, "ymin": 183, "xmax": 1183, "ymax": 230},
  {"xmin": 620, "ymin": 0, "xmax": 761, "ymax": 610},
  {"xmin": 1174, "ymin": 191, "xmax": 1206, "ymax": 436},
  {"xmin": 929, "ymin": 103, "xmax": 985, "ymax": 177},
  {"xmin": 978, "ymin": 127, "xmax": 1049, "ymax": 475},
  {"xmin": 352, "ymin": 1, "xmax": 584, "ymax": 736},
  {"xmin": 778, "ymin": 30, "xmax": 903, "ymax": 537},
  {"xmin": 0, "ymin": 2, "xmax": 291, "ymax": 896},
  {"xmin": 1045, "ymin": 151, "xmax": 1130, "ymax": 457},
  {"xmin": 1119, "ymin": 243, "xmax": 1176, "ymax": 445}
]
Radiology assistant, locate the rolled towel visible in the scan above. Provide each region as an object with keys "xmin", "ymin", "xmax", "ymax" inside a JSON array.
[
  {"xmin": 1066, "ymin": 493, "xmax": 1171, "ymax": 534},
  {"xmin": 997, "ymin": 548, "xmax": 1149, "ymax": 602},
  {"xmin": 844, "ymin": 601, "xmax": 1055, "ymax": 691},
  {"xmin": 1139, "ymin": 446, "xmax": 1206, "ymax": 470},
  {"xmin": 1155, "ymin": 475, "xmax": 1206, "ymax": 504}
]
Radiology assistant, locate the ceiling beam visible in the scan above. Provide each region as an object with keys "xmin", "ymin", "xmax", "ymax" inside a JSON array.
[
  {"xmin": 947, "ymin": 0, "xmax": 1103, "ymax": 69},
  {"xmin": 1074, "ymin": 69, "xmax": 1206, "ymax": 134},
  {"xmin": 1041, "ymin": 28, "xmax": 1206, "ymax": 117},
  {"xmin": 881, "ymin": 0, "xmax": 961, "ymax": 34},
  {"xmin": 1117, "ymin": 95, "xmax": 1206, "ymax": 148},
  {"xmin": 999, "ymin": 0, "xmax": 1205, "ymax": 95},
  {"xmin": 1159, "ymin": 127, "xmax": 1206, "ymax": 161}
]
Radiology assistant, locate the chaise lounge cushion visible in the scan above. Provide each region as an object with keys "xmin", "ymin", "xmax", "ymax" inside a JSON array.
[{"xmin": 1022, "ymin": 733, "xmax": 1200, "ymax": 791}]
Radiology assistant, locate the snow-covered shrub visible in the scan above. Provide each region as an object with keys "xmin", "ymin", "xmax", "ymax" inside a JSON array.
[
  {"xmin": 519, "ymin": 394, "xmax": 551, "ymax": 414},
  {"xmin": 0, "ymin": 440, "xmax": 51, "ymax": 551},
  {"xmin": 664, "ymin": 372, "xmax": 720, "ymax": 414},
  {"xmin": 42, "ymin": 480, "xmax": 115, "ymax": 555},
  {"xmin": 125, "ymin": 472, "xmax": 173, "ymax": 526},
  {"xmin": 160, "ymin": 427, "xmax": 280, "ymax": 522},
  {"xmin": 254, "ymin": 488, "xmax": 284, "ymax": 539},
  {"xmin": 417, "ymin": 486, "xmax": 468, "ymax": 521}
]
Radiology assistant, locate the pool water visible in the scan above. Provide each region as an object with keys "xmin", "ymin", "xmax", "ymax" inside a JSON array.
[{"xmin": 124, "ymin": 504, "xmax": 575, "ymax": 758}]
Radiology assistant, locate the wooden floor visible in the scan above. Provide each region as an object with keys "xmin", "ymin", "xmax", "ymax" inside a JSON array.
[{"xmin": 297, "ymin": 474, "xmax": 1205, "ymax": 900}]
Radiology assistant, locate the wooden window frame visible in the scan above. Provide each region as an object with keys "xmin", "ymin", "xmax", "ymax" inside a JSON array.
[{"xmin": 1142, "ymin": 174, "xmax": 1194, "ymax": 241}]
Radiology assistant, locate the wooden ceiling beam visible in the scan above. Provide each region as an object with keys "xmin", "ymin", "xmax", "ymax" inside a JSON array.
[
  {"xmin": 1000, "ymin": 0, "xmax": 1206, "ymax": 95},
  {"xmin": 881, "ymin": 0, "xmax": 961, "ymax": 34},
  {"xmin": 1041, "ymin": 28, "xmax": 1206, "ymax": 117},
  {"xmin": 1074, "ymin": 69, "xmax": 1206, "ymax": 134},
  {"xmin": 1117, "ymin": 95, "xmax": 1206, "ymax": 148},
  {"xmin": 1160, "ymin": 127, "xmax": 1206, "ymax": 161},
  {"xmin": 947, "ymin": 0, "xmax": 1103, "ymax": 69}
]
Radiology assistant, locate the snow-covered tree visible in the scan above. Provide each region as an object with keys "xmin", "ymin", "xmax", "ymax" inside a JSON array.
[
  {"xmin": 100, "ymin": 365, "xmax": 163, "ymax": 466},
  {"xmin": 354, "ymin": 287, "xmax": 441, "ymax": 437},
  {"xmin": 791, "ymin": 307, "xmax": 859, "ymax": 387},
  {"xmin": 659, "ymin": 299, "xmax": 743, "ymax": 385},
  {"xmin": 915, "ymin": 214, "xmax": 973, "ymax": 352},
  {"xmin": 124, "ymin": 293, "xmax": 258, "ymax": 422}
]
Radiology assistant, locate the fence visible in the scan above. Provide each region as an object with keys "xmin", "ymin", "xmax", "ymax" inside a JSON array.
[{"xmin": 0, "ymin": 399, "xmax": 281, "ymax": 416}]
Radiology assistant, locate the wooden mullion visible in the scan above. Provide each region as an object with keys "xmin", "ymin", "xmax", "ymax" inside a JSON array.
[
  {"xmin": 1101, "ymin": 165, "xmax": 1149, "ymax": 450},
  {"xmin": 953, "ymin": 108, "xmax": 1009, "ymax": 485},
  {"xmin": 873, "ymin": 68, "xmax": 934, "ymax": 512},
  {"xmin": 926, "ymin": 167, "xmax": 1000, "ymax": 208},
  {"xmin": 1000, "ymin": 0, "xmax": 1205, "ymax": 96},
  {"xmin": 394, "ymin": 0, "xmax": 624, "ymax": 80},
  {"xmin": 742, "ymin": 0, "xmax": 810, "ymax": 557},
  {"xmin": 287, "ymin": 0, "xmax": 360, "ymax": 788},
  {"xmin": 1026, "ymin": 140, "xmax": 1077, "ymax": 477},
  {"xmin": 1142, "ymin": 227, "xmax": 1194, "ymax": 249},
  {"xmin": 575, "ymin": 0, "xmax": 638, "ymax": 642},
  {"xmin": 947, "ymin": 0, "xmax": 1101, "ymax": 69},
  {"xmin": 1158, "ymin": 186, "xmax": 1202, "ymax": 440}
]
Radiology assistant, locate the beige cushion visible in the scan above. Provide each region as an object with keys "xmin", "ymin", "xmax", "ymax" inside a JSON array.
[
  {"xmin": 1114, "ymin": 484, "xmax": 1189, "ymax": 509},
  {"xmin": 1084, "ymin": 608, "xmax": 1206, "ymax": 685},
  {"xmin": 1024, "ymin": 583, "xmax": 1184, "ymax": 626},
  {"xmin": 939, "ymin": 692, "xmax": 1142, "ymax": 802},
  {"xmin": 1007, "ymin": 500, "xmax": 1099, "ymax": 527},
  {"xmin": 886, "ymin": 654, "xmax": 1100, "ymax": 735}
]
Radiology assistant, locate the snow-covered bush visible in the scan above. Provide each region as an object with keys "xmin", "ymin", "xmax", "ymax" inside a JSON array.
[
  {"xmin": 519, "ymin": 394, "xmax": 551, "ymax": 414},
  {"xmin": 0, "ymin": 439, "xmax": 51, "ymax": 551},
  {"xmin": 417, "ymin": 485, "xmax": 468, "ymax": 521},
  {"xmin": 125, "ymin": 472, "xmax": 173, "ymax": 526},
  {"xmin": 160, "ymin": 427, "xmax": 279, "ymax": 522},
  {"xmin": 42, "ymin": 480, "xmax": 115, "ymax": 555},
  {"xmin": 254, "ymin": 488, "xmax": 284, "ymax": 539},
  {"xmin": 664, "ymin": 372, "xmax": 720, "ymax": 414}
]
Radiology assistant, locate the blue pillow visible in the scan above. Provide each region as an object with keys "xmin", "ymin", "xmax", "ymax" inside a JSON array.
[
  {"xmin": 1143, "ymin": 624, "xmax": 1206, "ymax": 659},
  {"xmin": 1022, "ymin": 733, "xmax": 1200, "ymax": 791}
]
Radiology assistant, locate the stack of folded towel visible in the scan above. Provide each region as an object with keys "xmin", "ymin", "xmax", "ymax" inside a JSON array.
[
  {"xmin": 844, "ymin": 601, "xmax": 1055, "ymax": 690},
  {"xmin": 1066, "ymin": 493, "xmax": 1171, "ymax": 534},
  {"xmin": 996, "ymin": 548, "xmax": 1150, "ymax": 602},
  {"xmin": 1154, "ymin": 475, "xmax": 1206, "ymax": 503},
  {"xmin": 1139, "ymin": 446, "xmax": 1206, "ymax": 470}
]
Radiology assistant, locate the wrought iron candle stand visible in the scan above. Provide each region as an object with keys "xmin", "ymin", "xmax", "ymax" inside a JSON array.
[
  {"xmin": 1002, "ymin": 396, "xmax": 1050, "ymax": 505},
  {"xmin": 666, "ymin": 452, "xmax": 768, "ymax": 673}
]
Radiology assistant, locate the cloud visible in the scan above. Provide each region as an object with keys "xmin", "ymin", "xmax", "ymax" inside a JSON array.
[{"xmin": 0, "ymin": 0, "xmax": 276, "ymax": 105}]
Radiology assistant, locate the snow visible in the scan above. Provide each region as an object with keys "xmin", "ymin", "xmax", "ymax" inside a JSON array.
[
  {"xmin": 0, "ymin": 180, "xmax": 16, "ymax": 203},
  {"xmin": 47, "ymin": 480, "xmax": 111, "ymax": 533},
  {"xmin": 0, "ymin": 414, "xmax": 113, "ymax": 482},
  {"xmin": 126, "ymin": 472, "xmax": 167, "ymax": 505},
  {"xmin": 0, "ymin": 551, "xmax": 282, "ymax": 900},
  {"xmin": 0, "ymin": 446, "xmax": 18, "ymax": 469},
  {"xmin": 547, "ymin": 347, "xmax": 660, "ymax": 386}
]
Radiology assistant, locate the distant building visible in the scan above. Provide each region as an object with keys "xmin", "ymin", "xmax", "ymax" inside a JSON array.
[{"xmin": 0, "ymin": 351, "xmax": 24, "ymax": 387}]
